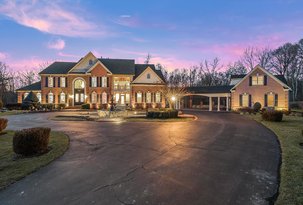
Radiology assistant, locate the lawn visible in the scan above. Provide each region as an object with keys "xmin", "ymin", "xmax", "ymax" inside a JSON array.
[
  {"xmin": 247, "ymin": 114, "xmax": 303, "ymax": 205},
  {"xmin": 0, "ymin": 110, "xmax": 26, "ymax": 117},
  {"xmin": 0, "ymin": 131, "xmax": 69, "ymax": 190}
]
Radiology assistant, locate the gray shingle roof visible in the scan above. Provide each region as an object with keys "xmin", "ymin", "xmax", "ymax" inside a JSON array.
[
  {"xmin": 99, "ymin": 58, "xmax": 135, "ymax": 75},
  {"xmin": 39, "ymin": 62, "xmax": 76, "ymax": 74},
  {"xmin": 16, "ymin": 81, "xmax": 41, "ymax": 91},
  {"xmin": 186, "ymin": 86, "xmax": 234, "ymax": 94},
  {"xmin": 134, "ymin": 64, "xmax": 166, "ymax": 83}
]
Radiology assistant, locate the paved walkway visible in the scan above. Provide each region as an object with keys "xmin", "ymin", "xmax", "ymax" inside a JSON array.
[{"xmin": 0, "ymin": 111, "xmax": 280, "ymax": 205}]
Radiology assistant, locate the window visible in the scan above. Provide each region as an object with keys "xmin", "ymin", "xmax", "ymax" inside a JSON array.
[
  {"xmin": 60, "ymin": 93, "xmax": 66, "ymax": 103},
  {"xmin": 126, "ymin": 94, "xmax": 130, "ymax": 103},
  {"xmin": 48, "ymin": 77, "xmax": 54, "ymax": 87},
  {"xmin": 60, "ymin": 77, "xmax": 66, "ymax": 87},
  {"xmin": 74, "ymin": 79, "xmax": 85, "ymax": 89},
  {"xmin": 48, "ymin": 92, "xmax": 54, "ymax": 104},
  {"xmin": 91, "ymin": 77, "xmax": 97, "ymax": 87},
  {"xmin": 156, "ymin": 92, "xmax": 161, "ymax": 103},
  {"xmin": 136, "ymin": 92, "xmax": 142, "ymax": 103},
  {"xmin": 102, "ymin": 92, "xmax": 107, "ymax": 104},
  {"xmin": 91, "ymin": 92, "xmax": 97, "ymax": 103},
  {"xmin": 268, "ymin": 93, "xmax": 275, "ymax": 107},
  {"xmin": 102, "ymin": 77, "xmax": 107, "ymax": 87},
  {"xmin": 115, "ymin": 93, "xmax": 120, "ymax": 103},
  {"xmin": 146, "ymin": 92, "xmax": 151, "ymax": 103},
  {"xmin": 24, "ymin": 92, "xmax": 29, "ymax": 99},
  {"xmin": 252, "ymin": 75, "xmax": 264, "ymax": 85},
  {"xmin": 36, "ymin": 92, "xmax": 41, "ymax": 102},
  {"xmin": 147, "ymin": 73, "xmax": 151, "ymax": 79},
  {"xmin": 89, "ymin": 59, "xmax": 93, "ymax": 65},
  {"xmin": 242, "ymin": 94, "xmax": 249, "ymax": 107}
]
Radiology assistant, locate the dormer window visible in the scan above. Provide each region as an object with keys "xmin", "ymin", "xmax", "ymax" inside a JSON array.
[
  {"xmin": 89, "ymin": 59, "xmax": 93, "ymax": 65},
  {"xmin": 147, "ymin": 73, "xmax": 151, "ymax": 79}
]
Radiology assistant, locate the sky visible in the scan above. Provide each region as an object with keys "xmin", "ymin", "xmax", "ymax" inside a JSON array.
[{"xmin": 0, "ymin": 0, "xmax": 303, "ymax": 72}]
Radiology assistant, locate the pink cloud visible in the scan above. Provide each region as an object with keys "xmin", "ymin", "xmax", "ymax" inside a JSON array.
[
  {"xmin": 47, "ymin": 38, "xmax": 65, "ymax": 50},
  {"xmin": 6, "ymin": 57, "xmax": 53, "ymax": 72},
  {"xmin": 0, "ymin": 0, "xmax": 108, "ymax": 37},
  {"xmin": 0, "ymin": 52, "xmax": 8, "ymax": 60},
  {"xmin": 113, "ymin": 15, "xmax": 141, "ymax": 28}
]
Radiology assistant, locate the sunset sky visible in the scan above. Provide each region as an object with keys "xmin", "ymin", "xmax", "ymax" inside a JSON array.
[{"xmin": 0, "ymin": 0, "xmax": 302, "ymax": 72}]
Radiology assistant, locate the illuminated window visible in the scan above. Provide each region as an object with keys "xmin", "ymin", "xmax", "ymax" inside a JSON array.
[
  {"xmin": 268, "ymin": 93, "xmax": 275, "ymax": 107},
  {"xmin": 115, "ymin": 93, "xmax": 120, "ymax": 103},
  {"xmin": 48, "ymin": 92, "xmax": 54, "ymax": 103},
  {"xmin": 91, "ymin": 92, "xmax": 97, "ymax": 103},
  {"xmin": 60, "ymin": 77, "xmax": 66, "ymax": 87},
  {"xmin": 36, "ymin": 92, "xmax": 41, "ymax": 102},
  {"xmin": 60, "ymin": 93, "xmax": 66, "ymax": 103},
  {"xmin": 74, "ymin": 79, "xmax": 85, "ymax": 89},
  {"xmin": 242, "ymin": 94, "xmax": 249, "ymax": 107},
  {"xmin": 156, "ymin": 92, "xmax": 161, "ymax": 103},
  {"xmin": 91, "ymin": 77, "xmax": 97, "ymax": 87},
  {"xmin": 126, "ymin": 94, "xmax": 130, "ymax": 103},
  {"xmin": 102, "ymin": 77, "xmax": 107, "ymax": 87},
  {"xmin": 146, "ymin": 92, "xmax": 151, "ymax": 103},
  {"xmin": 252, "ymin": 75, "xmax": 264, "ymax": 85},
  {"xmin": 102, "ymin": 92, "xmax": 107, "ymax": 104},
  {"xmin": 136, "ymin": 92, "xmax": 142, "ymax": 103},
  {"xmin": 48, "ymin": 77, "xmax": 54, "ymax": 87}
]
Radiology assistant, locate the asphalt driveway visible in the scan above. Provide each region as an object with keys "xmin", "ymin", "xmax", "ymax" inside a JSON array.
[{"xmin": 0, "ymin": 111, "xmax": 280, "ymax": 205}]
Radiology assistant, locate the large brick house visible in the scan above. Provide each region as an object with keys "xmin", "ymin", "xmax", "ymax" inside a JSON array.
[{"xmin": 17, "ymin": 52, "xmax": 166, "ymax": 108}]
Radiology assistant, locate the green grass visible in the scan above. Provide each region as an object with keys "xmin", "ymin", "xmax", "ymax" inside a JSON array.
[
  {"xmin": 0, "ymin": 110, "xmax": 26, "ymax": 117},
  {"xmin": 0, "ymin": 131, "xmax": 69, "ymax": 190},
  {"xmin": 247, "ymin": 114, "xmax": 303, "ymax": 205}
]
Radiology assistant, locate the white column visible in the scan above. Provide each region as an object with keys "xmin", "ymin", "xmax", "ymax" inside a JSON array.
[
  {"xmin": 209, "ymin": 97, "xmax": 212, "ymax": 111},
  {"xmin": 217, "ymin": 97, "xmax": 220, "ymax": 111},
  {"xmin": 226, "ymin": 96, "xmax": 229, "ymax": 111}
]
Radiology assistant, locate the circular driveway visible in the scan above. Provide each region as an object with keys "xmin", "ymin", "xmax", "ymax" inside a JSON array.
[{"xmin": 0, "ymin": 111, "xmax": 280, "ymax": 205}]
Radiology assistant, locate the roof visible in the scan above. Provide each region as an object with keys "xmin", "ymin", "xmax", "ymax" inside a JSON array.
[
  {"xmin": 16, "ymin": 81, "xmax": 41, "ymax": 91},
  {"xmin": 231, "ymin": 74, "xmax": 288, "ymax": 85},
  {"xmin": 39, "ymin": 62, "xmax": 77, "ymax": 74},
  {"xmin": 23, "ymin": 91, "xmax": 39, "ymax": 103},
  {"xmin": 186, "ymin": 85, "xmax": 233, "ymax": 94},
  {"xmin": 134, "ymin": 64, "xmax": 166, "ymax": 82},
  {"xmin": 99, "ymin": 58, "xmax": 135, "ymax": 75}
]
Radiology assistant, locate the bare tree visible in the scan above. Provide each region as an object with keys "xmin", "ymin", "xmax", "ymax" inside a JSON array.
[
  {"xmin": 144, "ymin": 53, "xmax": 152, "ymax": 64},
  {"xmin": 255, "ymin": 48, "xmax": 272, "ymax": 70},
  {"xmin": 240, "ymin": 47, "xmax": 259, "ymax": 71},
  {"xmin": 198, "ymin": 57, "xmax": 223, "ymax": 86}
]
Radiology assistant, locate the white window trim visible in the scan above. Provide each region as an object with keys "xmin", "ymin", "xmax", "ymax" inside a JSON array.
[
  {"xmin": 102, "ymin": 92, "xmax": 107, "ymax": 104},
  {"xmin": 146, "ymin": 92, "xmax": 151, "ymax": 103},
  {"xmin": 60, "ymin": 77, "xmax": 66, "ymax": 88},
  {"xmin": 48, "ymin": 92, "xmax": 54, "ymax": 104},
  {"xmin": 155, "ymin": 92, "xmax": 161, "ymax": 103},
  {"xmin": 137, "ymin": 92, "xmax": 142, "ymax": 103},
  {"xmin": 48, "ymin": 77, "xmax": 54, "ymax": 87},
  {"xmin": 91, "ymin": 77, "xmax": 97, "ymax": 87},
  {"xmin": 91, "ymin": 92, "xmax": 97, "ymax": 103},
  {"xmin": 60, "ymin": 92, "xmax": 66, "ymax": 103},
  {"xmin": 102, "ymin": 77, "xmax": 107, "ymax": 87}
]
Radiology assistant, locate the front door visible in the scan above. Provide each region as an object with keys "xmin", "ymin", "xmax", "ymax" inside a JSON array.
[{"xmin": 74, "ymin": 89, "xmax": 84, "ymax": 105}]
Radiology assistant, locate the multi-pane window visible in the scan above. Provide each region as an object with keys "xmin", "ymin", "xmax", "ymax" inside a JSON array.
[
  {"xmin": 60, "ymin": 77, "xmax": 66, "ymax": 87},
  {"xmin": 156, "ymin": 92, "xmax": 161, "ymax": 103},
  {"xmin": 91, "ymin": 77, "xmax": 97, "ymax": 87},
  {"xmin": 48, "ymin": 92, "xmax": 54, "ymax": 103},
  {"xmin": 242, "ymin": 94, "xmax": 249, "ymax": 107},
  {"xmin": 115, "ymin": 93, "xmax": 120, "ymax": 103},
  {"xmin": 136, "ymin": 92, "xmax": 142, "ymax": 103},
  {"xmin": 60, "ymin": 93, "xmax": 66, "ymax": 103},
  {"xmin": 102, "ymin": 77, "xmax": 107, "ymax": 87},
  {"xmin": 102, "ymin": 92, "xmax": 107, "ymax": 104},
  {"xmin": 48, "ymin": 77, "xmax": 54, "ymax": 87},
  {"xmin": 91, "ymin": 92, "xmax": 97, "ymax": 103},
  {"xmin": 146, "ymin": 92, "xmax": 152, "ymax": 103},
  {"xmin": 252, "ymin": 75, "xmax": 264, "ymax": 85},
  {"xmin": 36, "ymin": 92, "xmax": 41, "ymax": 102},
  {"xmin": 126, "ymin": 94, "xmax": 130, "ymax": 103},
  {"xmin": 268, "ymin": 93, "xmax": 275, "ymax": 107}
]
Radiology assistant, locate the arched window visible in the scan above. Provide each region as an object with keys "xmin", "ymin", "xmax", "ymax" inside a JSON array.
[
  {"xmin": 156, "ymin": 92, "xmax": 161, "ymax": 103},
  {"xmin": 89, "ymin": 59, "xmax": 93, "ymax": 65},
  {"xmin": 48, "ymin": 92, "xmax": 54, "ymax": 104},
  {"xmin": 147, "ymin": 73, "xmax": 151, "ymax": 79},
  {"xmin": 102, "ymin": 92, "xmax": 107, "ymax": 104},
  {"xmin": 60, "ymin": 92, "xmax": 66, "ymax": 103},
  {"xmin": 36, "ymin": 92, "xmax": 41, "ymax": 102},
  {"xmin": 91, "ymin": 92, "xmax": 97, "ymax": 103},
  {"xmin": 74, "ymin": 79, "xmax": 85, "ymax": 89},
  {"xmin": 146, "ymin": 92, "xmax": 151, "ymax": 103}
]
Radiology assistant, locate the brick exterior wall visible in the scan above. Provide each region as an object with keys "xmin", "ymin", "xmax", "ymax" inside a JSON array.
[
  {"xmin": 131, "ymin": 85, "xmax": 166, "ymax": 109},
  {"xmin": 231, "ymin": 67, "xmax": 289, "ymax": 110}
]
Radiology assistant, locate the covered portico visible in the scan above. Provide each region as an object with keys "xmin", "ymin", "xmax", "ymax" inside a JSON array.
[{"xmin": 180, "ymin": 86, "xmax": 233, "ymax": 111}]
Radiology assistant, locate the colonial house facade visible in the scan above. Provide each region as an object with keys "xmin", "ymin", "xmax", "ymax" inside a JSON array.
[{"xmin": 17, "ymin": 52, "xmax": 166, "ymax": 109}]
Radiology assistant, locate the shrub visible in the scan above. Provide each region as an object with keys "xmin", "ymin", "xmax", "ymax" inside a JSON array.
[
  {"xmin": 41, "ymin": 104, "xmax": 55, "ymax": 111},
  {"xmin": 13, "ymin": 127, "xmax": 51, "ymax": 156},
  {"xmin": 253, "ymin": 102, "xmax": 262, "ymax": 112},
  {"xmin": 146, "ymin": 109, "xmax": 178, "ymax": 119},
  {"xmin": 81, "ymin": 104, "xmax": 90, "ymax": 109},
  {"xmin": 6, "ymin": 103, "xmax": 22, "ymax": 110},
  {"xmin": 56, "ymin": 104, "xmax": 66, "ymax": 110},
  {"xmin": 238, "ymin": 107, "xmax": 254, "ymax": 114},
  {"xmin": 0, "ymin": 100, "xmax": 3, "ymax": 109},
  {"xmin": 262, "ymin": 110, "xmax": 283, "ymax": 122},
  {"xmin": 0, "ymin": 118, "xmax": 8, "ymax": 133}
]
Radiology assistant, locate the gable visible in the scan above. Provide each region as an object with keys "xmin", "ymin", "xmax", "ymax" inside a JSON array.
[
  {"xmin": 132, "ymin": 67, "xmax": 164, "ymax": 84},
  {"xmin": 69, "ymin": 52, "xmax": 98, "ymax": 73},
  {"xmin": 88, "ymin": 62, "xmax": 112, "ymax": 76}
]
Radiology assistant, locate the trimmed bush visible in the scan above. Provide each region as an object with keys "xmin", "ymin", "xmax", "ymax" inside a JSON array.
[
  {"xmin": 13, "ymin": 127, "xmax": 51, "ymax": 156},
  {"xmin": 238, "ymin": 107, "xmax": 254, "ymax": 114},
  {"xmin": 262, "ymin": 110, "xmax": 283, "ymax": 122},
  {"xmin": 253, "ymin": 102, "xmax": 262, "ymax": 112},
  {"xmin": 0, "ymin": 118, "xmax": 8, "ymax": 133},
  {"xmin": 5, "ymin": 103, "xmax": 22, "ymax": 110},
  {"xmin": 81, "ymin": 104, "xmax": 90, "ymax": 109},
  {"xmin": 56, "ymin": 104, "xmax": 66, "ymax": 110},
  {"xmin": 41, "ymin": 104, "xmax": 55, "ymax": 111},
  {"xmin": 146, "ymin": 109, "xmax": 178, "ymax": 119}
]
